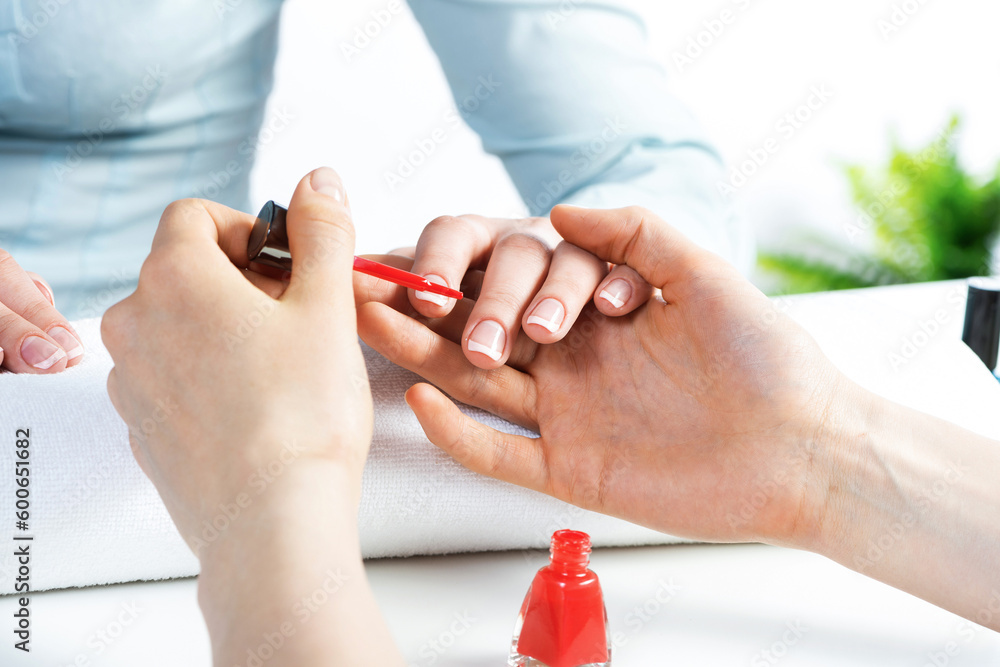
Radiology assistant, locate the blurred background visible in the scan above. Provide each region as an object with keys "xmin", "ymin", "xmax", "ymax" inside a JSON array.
[{"xmin": 252, "ymin": 0, "xmax": 1000, "ymax": 293}]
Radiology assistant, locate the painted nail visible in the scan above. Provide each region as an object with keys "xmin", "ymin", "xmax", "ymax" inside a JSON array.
[
  {"xmin": 310, "ymin": 167, "xmax": 345, "ymax": 202},
  {"xmin": 33, "ymin": 279, "xmax": 55, "ymax": 306},
  {"xmin": 47, "ymin": 326, "xmax": 84, "ymax": 361},
  {"xmin": 599, "ymin": 279, "xmax": 632, "ymax": 309},
  {"xmin": 414, "ymin": 274, "xmax": 451, "ymax": 307},
  {"xmin": 21, "ymin": 335, "xmax": 67, "ymax": 370},
  {"xmin": 526, "ymin": 298, "xmax": 565, "ymax": 333},
  {"xmin": 467, "ymin": 320, "xmax": 505, "ymax": 361}
]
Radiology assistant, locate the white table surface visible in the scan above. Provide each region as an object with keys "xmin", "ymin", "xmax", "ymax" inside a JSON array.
[{"xmin": 2, "ymin": 543, "xmax": 1000, "ymax": 666}]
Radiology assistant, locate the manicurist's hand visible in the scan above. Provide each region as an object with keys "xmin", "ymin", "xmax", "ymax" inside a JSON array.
[
  {"xmin": 0, "ymin": 250, "xmax": 84, "ymax": 372},
  {"xmin": 102, "ymin": 168, "xmax": 404, "ymax": 667},
  {"xmin": 359, "ymin": 205, "xmax": 1000, "ymax": 631},
  {"xmin": 395, "ymin": 213, "xmax": 650, "ymax": 369}
]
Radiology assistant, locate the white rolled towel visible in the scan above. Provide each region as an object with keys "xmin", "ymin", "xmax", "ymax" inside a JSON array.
[{"xmin": 0, "ymin": 281, "xmax": 997, "ymax": 593}]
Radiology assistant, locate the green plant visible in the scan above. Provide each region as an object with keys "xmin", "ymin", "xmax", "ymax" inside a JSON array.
[{"xmin": 759, "ymin": 116, "xmax": 1000, "ymax": 294}]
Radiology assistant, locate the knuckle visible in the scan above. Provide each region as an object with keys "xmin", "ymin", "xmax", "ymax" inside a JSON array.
[
  {"xmin": 482, "ymin": 289, "xmax": 524, "ymax": 314},
  {"xmin": 16, "ymin": 299, "xmax": 57, "ymax": 329},
  {"xmin": 296, "ymin": 198, "xmax": 340, "ymax": 223},
  {"xmin": 100, "ymin": 303, "xmax": 123, "ymax": 351},
  {"xmin": 0, "ymin": 248, "xmax": 14, "ymax": 270},
  {"xmin": 423, "ymin": 215, "xmax": 466, "ymax": 238},
  {"xmin": 622, "ymin": 204, "xmax": 652, "ymax": 221},
  {"xmin": 496, "ymin": 231, "xmax": 551, "ymax": 257},
  {"xmin": 137, "ymin": 251, "xmax": 174, "ymax": 289},
  {"xmin": 161, "ymin": 198, "xmax": 206, "ymax": 225},
  {"xmin": 0, "ymin": 309, "xmax": 23, "ymax": 338},
  {"xmin": 452, "ymin": 213, "xmax": 489, "ymax": 226}
]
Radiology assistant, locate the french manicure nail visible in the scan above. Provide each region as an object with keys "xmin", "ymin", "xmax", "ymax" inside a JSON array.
[
  {"xmin": 526, "ymin": 298, "xmax": 565, "ymax": 333},
  {"xmin": 310, "ymin": 168, "xmax": 345, "ymax": 202},
  {"xmin": 47, "ymin": 326, "xmax": 84, "ymax": 361},
  {"xmin": 33, "ymin": 280, "xmax": 55, "ymax": 306},
  {"xmin": 599, "ymin": 279, "xmax": 632, "ymax": 309},
  {"xmin": 414, "ymin": 274, "xmax": 451, "ymax": 307},
  {"xmin": 21, "ymin": 335, "xmax": 67, "ymax": 370},
  {"xmin": 467, "ymin": 320, "xmax": 506, "ymax": 361}
]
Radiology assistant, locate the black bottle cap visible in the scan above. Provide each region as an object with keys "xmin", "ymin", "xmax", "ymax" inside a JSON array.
[
  {"xmin": 961, "ymin": 277, "xmax": 1000, "ymax": 372},
  {"xmin": 247, "ymin": 201, "xmax": 292, "ymax": 271}
]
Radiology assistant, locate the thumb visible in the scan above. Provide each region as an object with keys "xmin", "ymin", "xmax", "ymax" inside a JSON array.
[
  {"xmin": 549, "ymin": 205, "xmax": 714, "ymax": 291},
  {"xmin": 283, "ymin": 167, "xmax": 356, "ymax": 305}
]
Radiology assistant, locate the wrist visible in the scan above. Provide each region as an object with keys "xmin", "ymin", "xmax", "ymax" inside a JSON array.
[
  {"xmin": 195, "ymin": 461, "xmax": 364, "ymax": 638},
  {"xmin": 774, "ymin": 374, "xmax": 888, "ymax": 554}
]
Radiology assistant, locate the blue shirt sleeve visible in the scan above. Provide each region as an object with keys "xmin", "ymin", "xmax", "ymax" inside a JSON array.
[{"xmin": 407, "ymin": 0, "xmax": 753, "ymax": 271}]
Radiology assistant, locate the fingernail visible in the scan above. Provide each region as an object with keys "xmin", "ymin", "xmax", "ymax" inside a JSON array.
[
  {"xmin": 599, "ymin": 279, "xmax": 631, "ymax": 309},
  {"xmin": 414, "ymin": 274, "xmax": 451, "ymax": 307},
  {"xmin": 21, "ymin": 335, "xmax": 67, "ymax": 370},
  {"xmin": 47, "ymin": 326, "xmax": 84, "ymax": 361},
  {"xmin": 310, "ymin": 167, "xmax": 345, "ymax": 203},
  {"xmin": 33, "ymin": 280, "xmax": 55, "ymax": 306},
  {"xmin": 467, "ymin": 320, "xmax": 505, "ymax": 361},
  {"xmin": 526, "ymin": 298, "xmax": 565, "ymax": 333}
]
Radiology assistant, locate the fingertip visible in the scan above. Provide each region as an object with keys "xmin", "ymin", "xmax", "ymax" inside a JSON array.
[
  {"xmin": 409, "ymin": 274, "xmax": 458, "ymax": 317},
  {"xmin": 405, "ymin": 383, "xmax": 458, "ymax": 443},
  {"xmin": 465, "ymin": 319, "xmax": 507, "ymax": 369},
  {"xmin": 28, "ymin": 275, "xmax": 55, "ymax": 307},
  {"xmin": 523, "ymin": 297, "xmax": 567, "ymax": 343},
  {"xmin": 308, "ymin": 167, "xmax": 348, "ymax": 206},
  {"xmin": 594, "ymin": 266, "xmax": 651, "ymax": 316},
  {"xmin": 404, "ymin": 382, "xmax": 439, "ymax": 413},
  {"xmin": 284, "ymin": 168, "xmax": 356, "ymax": 302}
]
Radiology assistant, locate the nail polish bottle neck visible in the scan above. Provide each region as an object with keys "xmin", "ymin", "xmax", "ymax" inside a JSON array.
[{"xmin": 548, "ymin": 530, "xmax": 591, "ymax": 575}]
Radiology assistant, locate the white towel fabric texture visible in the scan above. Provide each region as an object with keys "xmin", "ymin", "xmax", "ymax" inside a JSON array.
[{"xmin": 1, "ymin": 281, "xmax": 998, "ymax": 593}]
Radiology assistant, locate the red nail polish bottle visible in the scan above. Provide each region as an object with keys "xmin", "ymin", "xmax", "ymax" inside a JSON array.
[{"xmin": 508, "ymin": 530, "xmax": 611, "ymax": 667}]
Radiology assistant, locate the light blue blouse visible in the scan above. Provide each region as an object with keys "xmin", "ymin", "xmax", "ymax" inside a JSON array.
[{"xmin": 0, "ymin": 0, "xmax": 750, "ymax": 319}]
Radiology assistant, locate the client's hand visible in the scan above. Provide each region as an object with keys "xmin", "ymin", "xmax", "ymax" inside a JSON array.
[
  {"xmin": 358, "ymin": 205, "xmax": 850, "ymax": 547},
  {"xmin": 391, "ymin": 213, "xmax": 651, "ymax": 370},
  {"xmin": 0, "ymin": 249, "xmax": 84, "ymax": 372},
  {"xmin": 361, "ymin": 206, "xmax": 1000, "ymax": 630},
  {"xmin": 102, "ymin": 168, "xmax": 403, "ymax": 667}
]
